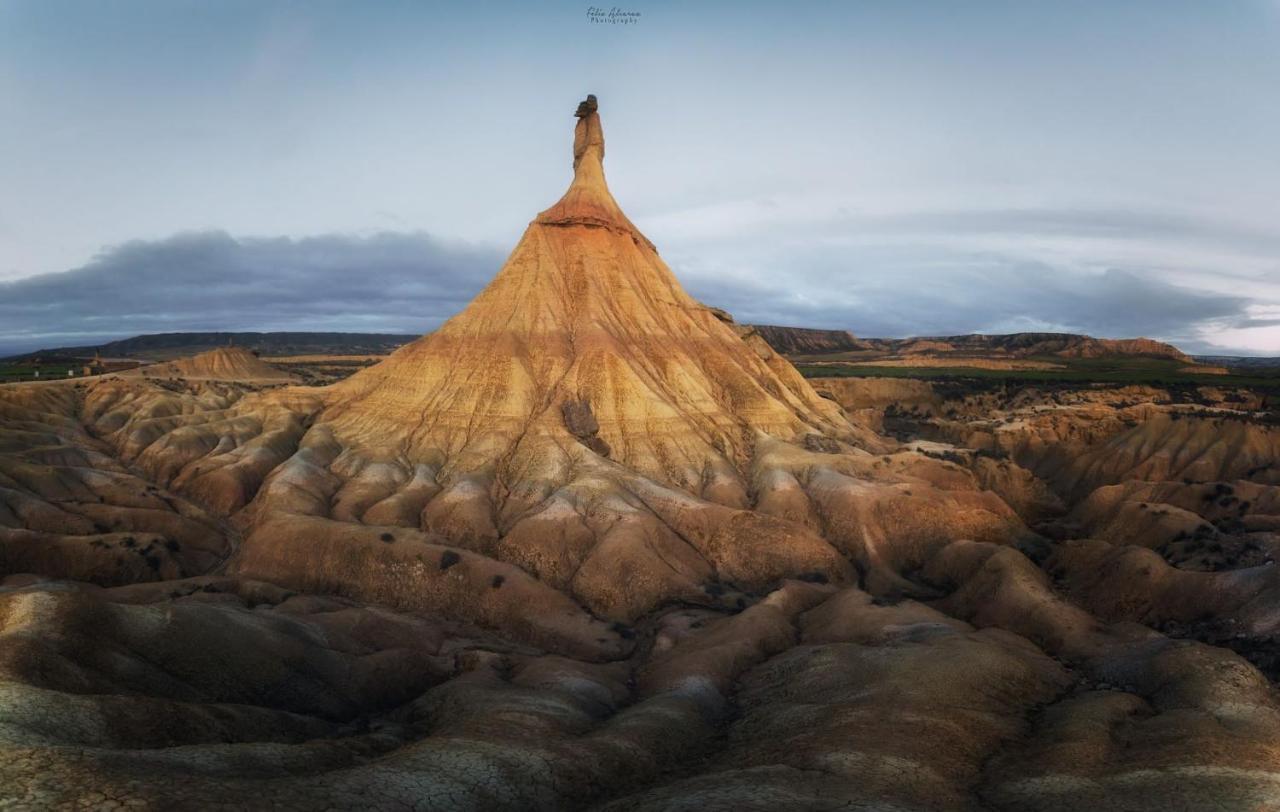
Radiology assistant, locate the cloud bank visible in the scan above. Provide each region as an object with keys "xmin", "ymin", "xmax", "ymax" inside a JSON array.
[
  {"xmin": 0, "ymin": 215, "xmax": 1273, "ymax": 356},
  {"xmin": 657, "ymin": 201, "xmax": 1279, "ymax": 355},
  {"xmin": 0, "ymin": 231, "xmax": 500, "ymax": 355},
  {"xmin": 683, "ymin": 261, "xmax": 1250, "ymax": 348}
]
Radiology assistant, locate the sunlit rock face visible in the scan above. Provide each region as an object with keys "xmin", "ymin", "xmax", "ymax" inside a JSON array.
[
  {"xmin": 318, "ymin": 102, "xmax": 864, "ymax": 485},
  {"xmin": 2, "ymin": 99, "xmax": 1280, "ymax": 810}
]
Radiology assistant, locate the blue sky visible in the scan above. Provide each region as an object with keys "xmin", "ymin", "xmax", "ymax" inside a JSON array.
[{"xmin": 2, "ymin": 0, "xmax": 1278, "ymax": 354}]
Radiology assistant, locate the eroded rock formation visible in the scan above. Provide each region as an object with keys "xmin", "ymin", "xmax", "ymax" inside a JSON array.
[{"xmin": 1, "ymin": 98, "xmax": 1279, "ymax": 811}]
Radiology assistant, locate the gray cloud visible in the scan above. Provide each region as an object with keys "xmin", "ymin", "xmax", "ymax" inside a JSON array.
[
  {"xmin": 681, "ymin": 256, "xmax": 1253, "ymax": 353},
  {"xmin": 0, "ymin": 231, "xmax": 500, "ymax": 355},
  {"xmin": 851, "ymin": 208, "xmax": 1280, "ymax": 252},
  {"xmin": 655, "ymin": 200, "xmax": 1278, "ymax": 354},
  {"xmin": 0, "ymin": 226, "xmax": 1265, "ymax": 358}
]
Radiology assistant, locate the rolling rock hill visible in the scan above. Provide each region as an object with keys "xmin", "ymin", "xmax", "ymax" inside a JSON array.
[
  {"xmin": 2, "ymin": 98, "xmax": 1280, "ymax": 811},
  {"xmin": 755, "ymin": 325, "xmax": 1193, "ymax": 363},
  {"xmin": 877, "ymin": 332, "xmax": 1193, "ymax": 361},
  {"xmin": 134, "ymin": 345, "xmax": 298, "ymax": 383},
  {"xmin": 6, "ymin": 332, "xmax": 417, "ymax": 362}
]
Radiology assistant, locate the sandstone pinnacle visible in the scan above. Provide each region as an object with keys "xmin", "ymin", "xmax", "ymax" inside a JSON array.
[{"xmin": 321, "ymin": 95, "xmax": 864, "ymax": 489}]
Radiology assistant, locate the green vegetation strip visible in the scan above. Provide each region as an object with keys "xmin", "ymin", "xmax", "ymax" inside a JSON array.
[{"xmin": 0, "ymin": 364, "xmax": 81, "ymax": 382}]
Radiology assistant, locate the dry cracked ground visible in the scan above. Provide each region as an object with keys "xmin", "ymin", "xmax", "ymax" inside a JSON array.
[{"xmin": 2, "ymin": 370, "xmax": 1279, "ymax": 811}]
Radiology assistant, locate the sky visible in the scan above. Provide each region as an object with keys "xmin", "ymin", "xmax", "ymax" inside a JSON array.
[{"xmin": 2, "ymin": 0, "xmax": 1279, "ymax": 356}]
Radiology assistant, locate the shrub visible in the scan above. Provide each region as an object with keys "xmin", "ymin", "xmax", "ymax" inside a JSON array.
[{"xmin": 609, "ymin": 621, "xmax": 636, "ymax": 640}]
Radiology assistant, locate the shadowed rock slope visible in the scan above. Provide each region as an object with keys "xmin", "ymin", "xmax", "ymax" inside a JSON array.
[{"xmin": 749, "ymin": 325, "xmax": 870, "ymax": 356}]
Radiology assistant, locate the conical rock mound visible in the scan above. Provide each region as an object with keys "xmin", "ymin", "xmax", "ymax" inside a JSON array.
[
  {"xmin": 322, "ymin": 99, "xmax": 872, "ymax": 491},
  {"xmin": 214, "ymin": 97, "xmax": 929, "ymax": 635},
  {"xmin": 140, "ymin": 345, "xmax": 295, "ymax": 382}
]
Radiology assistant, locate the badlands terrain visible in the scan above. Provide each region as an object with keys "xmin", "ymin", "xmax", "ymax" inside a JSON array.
[{"xmin": 3, "ymin": 99, "xmax": 1280, "ymax": 811}]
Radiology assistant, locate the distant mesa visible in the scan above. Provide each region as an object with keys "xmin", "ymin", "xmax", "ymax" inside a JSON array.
[
  {"xmin": 895, "ymin": 332, "xmax": 1192, "ymax": 363},
  {"xmin": 2, "ymin": 332, "xmax": 418, "ymax": 364},
  {"xmin": 750, "ymin": 325, "xmax": 870, "ymax": 355},
  {"xmin": 755, "ymin": 326, "xmax": 1195, "ymax": 365}
]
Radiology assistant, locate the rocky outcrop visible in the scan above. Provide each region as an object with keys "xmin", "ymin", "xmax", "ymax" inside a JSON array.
[
  {"xmin": 138, "ymin": 345, "xmax": 297, "ymax": 382},
  {"xmin": 749, "ymin": 325, "xmax": 868, "ymax": 355},
  {"xmin": 318, "ymin": 100, "xmax": 861, "ymax": 491}
]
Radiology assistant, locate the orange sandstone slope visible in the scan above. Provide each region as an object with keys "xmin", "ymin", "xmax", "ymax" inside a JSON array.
[
  {"xmin": 222, "ymin": 97, "xmax": 1034, "ymax": 642},
  {"xmin": 321, "ymin": 98, "xmax": 874, "ymax": 488}
]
